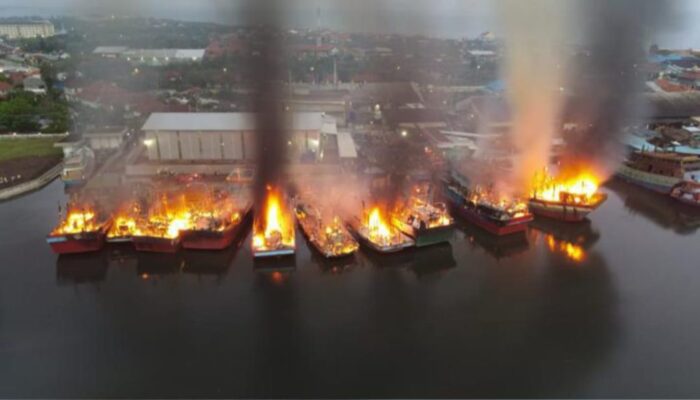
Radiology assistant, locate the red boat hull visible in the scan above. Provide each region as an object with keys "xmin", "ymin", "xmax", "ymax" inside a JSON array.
[
  {"xmin": 133, "ymin": 237, "xmax": 181, "ymax": 253},
  {"xmin": 181, "ymin": 211, "xmax": 251, "ymax": 250},
  {"xmin": 182, "ymin": 225, "xmax": 243, "ymax": 250},
  {"xmin": 47, "ymin": 233, "xmax": 106, "ymax": 254},
  {"xmin": 456, "ymin": 207, "xmax": 532, "ymax": 236}
]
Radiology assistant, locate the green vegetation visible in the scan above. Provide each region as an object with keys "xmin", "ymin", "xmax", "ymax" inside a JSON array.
[
  {"xmin": 0, "ymin": 92, "xmax": 70, "ymax": 133},
  {"xmin": 0, "ymin": 137, "xmax": 63, "ymax": 162}
]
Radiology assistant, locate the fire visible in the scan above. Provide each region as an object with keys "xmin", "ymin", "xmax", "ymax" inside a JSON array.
[
  {"xmin": 128, "ymin": 188, "xmax": 246, "ymax": 240},
  {"xmin": 295, "ymin": 206, "xmax": 358, "ymax": 257},
  {"xmin": 531, "ymin": 169, "xmax": 602, "ymax": 205},
  {"xmin": 51, "ymin": 203, "xmax": 103, "ymax": 235},
  {"xmin": 107, "ymin": 202, "xmax": 141, "ymax": 239},
  {"xmin": 253, "ymin": 188, "xmax": 295, "ymax": 252},
  {"xmin": 363, "ymin": 206, "xmax": 407, "ymax": 246},
  {"xmin": 546, "ymin": 234, "xmax": 585, "ymax": 262},
  {"xmin": 468, "ymin": 186, "xmax": 530, "ymax": 218},
  {"xmin": 393, "ymin": 197, "xmax": 453, "ymax": 230}
]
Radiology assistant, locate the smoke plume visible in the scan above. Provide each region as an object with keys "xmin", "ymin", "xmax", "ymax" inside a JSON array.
[
  {"xmin": 498, "ymin": 0, "xmax": 569, "ymax": 190},
  {"xmin": 499, "ymin": 0, "xmax": 675, "ymax": 185},
  {"xmin": 564, "ymin": 0, "xmax": 672, "ymax": 175}
]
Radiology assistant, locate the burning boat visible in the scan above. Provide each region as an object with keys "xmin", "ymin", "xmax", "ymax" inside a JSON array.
[
  {"xmin": 47, "ymin": 201, "xmax": 111, "ymax": 254},
  {"xmin": 132, "ymin": 194, "xmax": 190, "ymax": 253},
  {"xmin": 348, "ymin": 207, "xmax": 414, "ymax": 253},
  {"xmin": 528, "ymin": 170, "xmax": 607, "ymax": 222},
  {"xmin": 180, "ymin": 190, "xmax": 253, "ymax": 250},
  {"xmin": 444, "ymin": 179, "xmax": 532, "ymax": 236},
  {"xmin": 106, "ymin": 201, "xmax": 142, "ymax": 243},
  {"xmin": 391, "ymin": 197, "xmax": 454, "ymax": 246},
  {"xmin": 252, "ymin": 188, "xmax": 295, "ymax": 258},
  {"xmin": 295, "ymin": 202, "xmax": 358, "ymax": 258}
]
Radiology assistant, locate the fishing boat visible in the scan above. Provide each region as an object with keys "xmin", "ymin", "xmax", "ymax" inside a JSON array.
[
  {"xmin": 295, "ymin": 203, "xmax": 358, "ymax": 258},
  {"xmin": 670, "ymin": 181, "xmax": 700, "ymax": 207},
  {"xmin": 391, "ymin": 199, "xmax": 455, "ymax": 246},
  {"xmin": 60, "ymin": 146, "xmax": 95, "ymax": 187},
  {"xmin": 347, "ymin": 207, "xmax": 414, "ymax": 253},
  {"xmin": 616, "ymin": 150, "xmax": 700, "ymax": 194},
  {"xmin": 252, "ymin": 187, "xmax": 295, "ymax": 258},
  {"xmin": 47, "ymin": 204, "xmax": 111, "ymax": 254},
  {"xmin": 528, "ymin": 170, "xmax": 607, "ymax": 222},
  {"xmin": 444, "ymin": 181, "xmax": 532, "ymax": 235},
  {"xmin": 181, "ymin": 202, "xmax": 252, "ymax": 250}
]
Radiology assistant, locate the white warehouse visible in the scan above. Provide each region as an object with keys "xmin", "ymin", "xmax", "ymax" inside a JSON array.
[{"xmin": 141, "ymin": 112, "xmax": 347, "ymax": 162}]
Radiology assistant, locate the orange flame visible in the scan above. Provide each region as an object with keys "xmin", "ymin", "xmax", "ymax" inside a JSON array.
[
  {"xmin": 531, "ymin": 169, "xmax": 601, "ymax": 205},
  {"xmin": 51, "ymin": 203, "xmax": 104, "ymax": 235},
  {"xmin": 253, "ymin": 188, "xmax": 295, "ymax": 251}
]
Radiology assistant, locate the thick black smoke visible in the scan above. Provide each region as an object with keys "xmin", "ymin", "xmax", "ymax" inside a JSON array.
[{"xmin": 564, "ymin": 0, "xmax": 673, "ymax": 174}]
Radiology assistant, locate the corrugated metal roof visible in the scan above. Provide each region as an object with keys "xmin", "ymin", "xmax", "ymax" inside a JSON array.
[
  {"xmin": 337, "ymin": 132, "xmax": 358, "ymax": 158},
  {"xmin": 142, "ymin": 112, "xmax": 332, "ymax": 132}
]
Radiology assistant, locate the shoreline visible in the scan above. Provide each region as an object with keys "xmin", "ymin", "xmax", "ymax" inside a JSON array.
[{"xmin": 0, "ymin": 161, "xmax": 62, "ymax": 201}]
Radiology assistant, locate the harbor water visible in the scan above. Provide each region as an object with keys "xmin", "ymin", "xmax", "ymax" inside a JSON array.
[{"xmin": 1, "ymin": 179, "xmax": 700, "ymax": 397}]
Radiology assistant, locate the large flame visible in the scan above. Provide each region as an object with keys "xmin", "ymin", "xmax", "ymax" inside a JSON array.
[
  {"xmin": 51, "ymin": 205, "xmax": 102, "ymax": 235},
  {"xmin": 253, "ymin": 188, "xmax": 294, "ymax": 251},
  {"xmin": 531, "ymin": 169, "xmax": 601, "ymax": 205},
  {"xmin": 131, "ymin": 189, "xmax": 245, "ymax": 240}
]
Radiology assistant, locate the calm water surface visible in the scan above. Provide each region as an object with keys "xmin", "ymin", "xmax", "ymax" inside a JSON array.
[{"xmin": 1, "ymin": 179, "xmax": 700, "ymax": 398}]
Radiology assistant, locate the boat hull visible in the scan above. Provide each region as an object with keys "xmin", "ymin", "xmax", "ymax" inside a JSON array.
[
  {"xmin": 182, "ymin": 208, "xmax": 252, "ymax": 250},
  {"xmin": 133, "ymin": 236, "xmax": 181, "ymax": 253},
  {"xmin": 528, "ymin": 199, "xmax": 598, "ymax": 222},
  {"xmin": 253, "ymin": 247, "xmax": 295, "ymax": 258},
  {"xmin": 455, "ymin": 205, "xmax": 532, "ymax": 235},
  {"xmin": 346, "ymin": 222, "xmax": 415, "ymax": 253},
  {"xmin": 46, "ymin": 232, "xmax": 106, "ymax": 254},
  {"xmin": 298, "ymin": 225, "xmax": 357, "ymax": 258},
  {"xmin": 394, "ymin": 221, "xmax": 455, "ymax": 247},
  {"xmin": 616, "ymin": 164, "xmax": 681, "ymax": 194}
]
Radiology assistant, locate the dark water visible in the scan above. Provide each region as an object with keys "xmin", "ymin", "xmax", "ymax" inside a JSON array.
[{"xmin": 1, "ymin": 179, "xmax": 700, "ymax": 398}]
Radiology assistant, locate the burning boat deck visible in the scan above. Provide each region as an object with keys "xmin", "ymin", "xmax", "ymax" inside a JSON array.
[
  {"xmin": 391, "ymin": 198, "xmax": 454, "ymax": 246},
  {"xmin": 444, "ymin": 182, "xmax": 533, "ymax": 236},
  {"xmin": 347, "ymin": 207, "xmax": 415, "ymax": 253},
  {"xmin": 528, "ymin": 170, "xmax": 607, "ymax": 222},
  {"xmin": 47, "ymin": 202, "xmax": 112, "ymax": 254},
  {"xmin": 295, "ymin": 203, "xmax": 358, "ymax": 258},
  {"xmin": 252, "ymin": 188, "xmax": 295, "ymax": 258}
]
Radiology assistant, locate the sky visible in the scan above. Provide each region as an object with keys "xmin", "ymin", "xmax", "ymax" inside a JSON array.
[{"xmin": 1, "ymin": 0, "xmax": 699, "ymax": 48}]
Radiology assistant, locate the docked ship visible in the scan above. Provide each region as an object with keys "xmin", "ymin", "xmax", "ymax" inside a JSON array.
[
  {"xmin": 616, "ymin": 150, "xmax": 700, "ymax": 194},
  {"xmin": 60, "ymin": 147, "xmax": 95, "ymax": 187},
  {"xmin": 47, "ymin": 202, "xmax": 111, "ymax": 254},
  {"xmin": 528, "ymin": 170, "xmax": 607, "ymax": 222},
  {"xmin": 181, "ymin": 199, "xmax": 253, "ymax": 250},
  {"xmin": 295, "ymin": 203, "xmax": 359, "ymax": 258},
  {"xmin": 391, "ymin": 198, "xmax": 455, "ymax": 246},
  {"xmin": 670, "ymin": 181, "xmax": 700, "ymax": 207},
  {"xmin": 443, "ymin": 177, "xmax": 532, "ymax": 236},
  {"xmin": 347, "ymin": 207, "xmax": 414, "ymax": 253}
]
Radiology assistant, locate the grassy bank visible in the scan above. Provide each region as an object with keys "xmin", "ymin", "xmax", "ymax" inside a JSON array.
[
  {"xmin": 0, "ymin": 137, "xmax": 63, "ymax": 161},
  {"xmin": 0, "ymin": 137, "xmax": 64, "ymax": 189}
]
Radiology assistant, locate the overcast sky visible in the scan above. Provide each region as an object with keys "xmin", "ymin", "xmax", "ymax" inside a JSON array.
[{"xmin": 1, "ymin": 0, "xmax": 698, "ymax": 48}]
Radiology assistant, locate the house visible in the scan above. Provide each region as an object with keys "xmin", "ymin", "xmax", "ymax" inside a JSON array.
[{"xmin": 22, "ymin": 75, "xmax": 46, "ymax": 95}]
